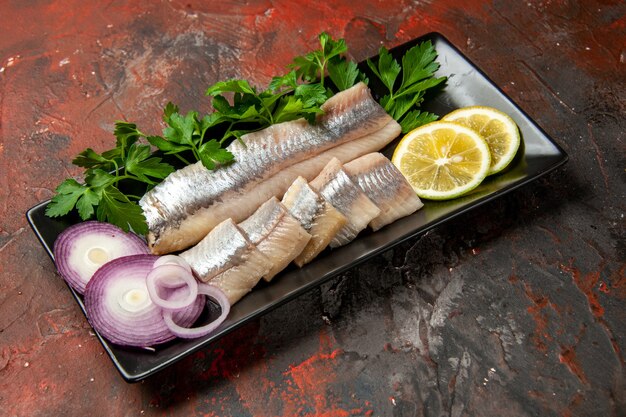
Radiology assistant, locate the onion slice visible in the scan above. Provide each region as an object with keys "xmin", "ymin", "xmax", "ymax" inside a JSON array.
[
  {"xmin": 163, "ymin": 284, "xmax": 230, "ymax": 339},
  {"xmin": 84, "ymin": 254, "xmax": 204, "ymax": 347},
  {"xmin": 53, "ymin": 221, "xmax": 149, "ymax": 294},
  {"xmin": 153, "ymin": 255, "xmax": 192, "ymax": 274},
  {"xmin": 146, "ymin": 264, "xmax": 198, "ymax": 310}
]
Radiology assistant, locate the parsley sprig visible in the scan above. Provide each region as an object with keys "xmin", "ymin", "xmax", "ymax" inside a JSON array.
[
  {"xmin": 46, "ymin": 33, "xmax": 446, "ymax": 233},
  {"xmin": 366, "ymin": 40, "xmax": 446, "ymax": 133},
  {"xmin": 202, "ymin": 33, "xmax": 364, "ymax": 131},
  {"xmin": 46, "ymin": 122, "xmax": 175, "ymax": 234},
  {"xmin": 289, "ymin": 32, "xmax": 364, "ymax": 91}
]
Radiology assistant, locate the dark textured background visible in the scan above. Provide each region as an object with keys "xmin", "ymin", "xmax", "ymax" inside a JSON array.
[{"xmin": 0, "ymin": 1, "xmax": 624, "ymax": 416}]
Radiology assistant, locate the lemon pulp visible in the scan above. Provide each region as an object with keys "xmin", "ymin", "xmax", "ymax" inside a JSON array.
[
  {"xmin": 392, "ymin": 121, "xmax": 491, "ymax": 200},
  {"xmin": 442, "ymin": 106, "xmax": 520, "ymax": 175}
]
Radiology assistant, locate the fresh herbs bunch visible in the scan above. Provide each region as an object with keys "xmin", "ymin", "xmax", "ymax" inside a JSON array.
[{"xmin": 46, "ymin": 33, "xmax": 446, "ymax": 233}]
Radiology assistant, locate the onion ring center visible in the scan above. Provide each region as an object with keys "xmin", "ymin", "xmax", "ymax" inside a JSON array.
[
  {"xmin": 118, "ymin": 288, "xmax": 151, "ymax": 312},
  {"xmin": 86, "ymin": 247, "xmax": 110, "ymax": 266}
]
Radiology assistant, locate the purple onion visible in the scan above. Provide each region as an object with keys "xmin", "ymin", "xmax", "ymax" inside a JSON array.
[
  {"xmin": 53, "ymin": 221, "xmax": 150, "ymax": 294},
  {"xmin": 152, "ymin": 255, "xmax": 192, "ymax": 274},
  {"xmin": 163, "ymin": 283, "xmax": 230, "ymax": 339},
  {"xmin": 84, "ymin": 255, "xmax": 204, "ymax": 347},
  {"xmin": 146, "ymin": 264, "xmax": 198, "ymax": 310}
]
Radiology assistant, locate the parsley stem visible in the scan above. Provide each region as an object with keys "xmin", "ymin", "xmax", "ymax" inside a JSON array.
[
  {"xmin": 316, "ymin": 56, "xmax": 325, "ymax": 87},
  {"xmin": 112, "ymin": 159, "xmax": 120, "ymax": 178},
  {"xmin": 125, "ymin": 194, "xmax": 144, "ymax": 200},
  {"xmin": 258, "ymin": 101, "xmax": 274, "ymax": 125},
  {"xmin": 192, "ymin": 148, "xmax": 200, "ymax": 161},
  {"xmin": 221, "ymin": 122, "xmax": 234, "ymax": 145},
  {"xmin": 174, "ymin": 153, "xmax": 191, "ymax": 165},
  {"xmin": 117, "ymin": 173, "xmax": 156, "ymax": 186},
  {"xmin": 393, "ymin": 89, "xmax": 416, "ymax": 100}
]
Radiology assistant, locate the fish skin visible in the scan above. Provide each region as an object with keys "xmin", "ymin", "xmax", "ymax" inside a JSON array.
[
  {"xmin": 282, "ymin": 176, "xmax": 347, "ymax": 267},
  {"xmin": 143, "ymin": 119, "xmax": 401, "ymax": 255},
  {"xmin": 310, "ymin": 158, "xmax": 381, "ymax": 248},
  {"xmin": 140, "ymin": 82, "xmax": 396, "ymax": 254},
  {"xmin": 344, "ymin": 153, "xmax": 424, "ymax": 231},
  {"xmin": 179, "ymin": 218, "xmax": 271, "ymax": 305},
  {"xmin": 239, "ymin": 197, "xmax": 311, "ymax": 281}
]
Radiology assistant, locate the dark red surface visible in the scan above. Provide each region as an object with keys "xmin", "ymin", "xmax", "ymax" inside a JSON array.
[{"xmin": 1, "ymin": 1, "xmax": 624, "ymax": 416}]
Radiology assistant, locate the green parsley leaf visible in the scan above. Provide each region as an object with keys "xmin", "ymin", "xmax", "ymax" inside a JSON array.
[
  {"xmin": 113, "ymin": 121, "xmax": 142, "ymax": 151},
  {"xmin": 72, "ymin": 148, "xmax": 115, "ymax": 170},
  {"xmin": 206, "ymin": 79, "xmax": 256, "ymax": 96},
  {"xmin": 133, "ymin": 157, "xmax": 175, "ymax": 180},
  {"xmin": 163, "ymin": 102, "xmax": 179, "ymax": 121},
  {"xmin": 367, "ymin": 47, "xmax": 401, "ymax": 94},
  {"xmin": 292, "ymin": 53, "xmax": 318, "ymax": 83},
  {"xmin": 146, "ymin": 135, "xmax": 188, "ymax": 154},
  {"xmin": 84, "ymin": 169, "xmax": 115, "ymax": 190},
  {"xmin": 388, "ymin": 94, "xmax": 419, "ymax": 121},
  {"xmin": 212, "ymin": 94, "xmax": 258, "ymax": 118},
  {"xmin": 45, "ymin": 179, "xmax": 88, "ymax": 217},
  {"xmin": 396, "ymin": 77, "xmax": 446, "ymax": 100},
  {"xmin": 294, "ymin": 83, "xmax": 328, "ymax": 108},
  {"xmin": 198, "ymin": 140, "xmax": 234, "ymax": 170},
  {"xmin": 125, "ymin": 144, "xmax": 174, "ymax": 182},
  {"xmin": 327, "ymin": 59, "xmax": 360, "ymax": 91},
  {"xmin": 268, "ymin": 71, "xmax": 298, "ymax": 92},
  {"xmin": 401, "ymin": 41, "xmax": 440, "ymax": 87},
  {"xmin": 75, "ymin": 189, "xmax": 100, "ymax": 219},
  {"xmin": 256, "ymin": 91, "xmax": 284, "ymax": 115},
  {"xmin": 96, "ymin": 186, "xmax": 148, "ymax": 234},
  {"xmin": 399, "ymin": 110, "xmax": 439, "ymax": 133},
  {"xmin": 319, "ymin": 32, "xmax": 347, "ymax": 61},
  {"xmin": 273, "ymin": 96, "xmax": 305, "ymax": 124},
  {"xmin": 163, "ymin": 111, "xmax": 197, "ymax": 146},
  {"xmin": 125, "ymin": 143, "xmax": 151, "ymax": 166}
]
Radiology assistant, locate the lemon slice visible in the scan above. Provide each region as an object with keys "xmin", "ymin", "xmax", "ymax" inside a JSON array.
[
  {"xmin": 442, "ymin": 106, "xmax": 520, "ymax": 175},
  {"xmin": 392, "ymin": 121, "xmax": 491, "ymax": 200}
]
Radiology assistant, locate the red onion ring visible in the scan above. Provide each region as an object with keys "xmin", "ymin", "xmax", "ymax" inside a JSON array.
[
  {"xmin": 146, "ymin": 264, "xmax": 198, "ymax": 310},
  {"xmin": 162, "ymin": 284, "xmax": 230, "ymax": 339},
  {"xmin": 53, "ymin": 221, "xmax": 149, "ymax": 294},
  {"xmin": 84, "ymin": 254, "xmax": 204, "ymax": 347},
  {"xmin": 153, "ymin": 255, "xmax": 192, "ymax": 275}
]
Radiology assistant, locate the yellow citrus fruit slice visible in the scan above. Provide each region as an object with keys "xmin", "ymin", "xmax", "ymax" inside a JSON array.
[
  {"xmin": 442, "ymin": 106, "xmax": 521, "ymax": 175},
  {"xmin": 392, "ymin": 121, "xmax": 491, "ymax": 200}
]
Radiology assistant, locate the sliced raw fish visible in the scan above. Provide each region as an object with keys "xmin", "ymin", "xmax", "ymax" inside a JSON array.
[
  {"xmin": 344, "ymin": 153, "xmax": 424, "ymax": 231},
  {"xmin": 179, "ymin": 218, "xmax": 271, "ymax": 305},
  {"xmin": 310, "ymin": 158, "xmax": 381, "ymax": 247},
  {"xmin": 140, "ymin": 82, "xmax": 397, "ymax": 254},
  {"xmin": 239, "ymin": 197, "xmax": 311, "ymax": 281},
  {"xmin": 143, "ymin": 121, "xmax": 401, "ymax": 255},
  {"xmin": 281, "ymin": 176, "xmax": 347, "ymax": 266}
]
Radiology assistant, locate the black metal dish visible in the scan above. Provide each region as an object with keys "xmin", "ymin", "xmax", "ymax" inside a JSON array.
[{"xmin": 26, "ymin": 32, "xmax": 568, "ymax": 382}]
